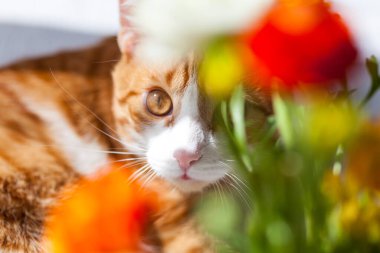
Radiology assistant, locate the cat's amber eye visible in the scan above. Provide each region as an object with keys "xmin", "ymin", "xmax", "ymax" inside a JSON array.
[{"xmin": 145, "ymin": 89, "xmax": 173, "ymax": 116}]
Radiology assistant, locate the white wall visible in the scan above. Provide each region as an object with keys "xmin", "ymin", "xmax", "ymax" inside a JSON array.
[
  {"xmin": 334, "ymin": 0, "xmax": 380, "ymax": 57},
  {"xmin": 0, "ymin": 0, "xmax": 379, "ymax": 58},
  {"xmin": 0, "ymin": 0, "xmax": 379, "ymax": 50},
  {"xmin": 0, "ymin": 0, "xmax": 119, "ymax": 34}
]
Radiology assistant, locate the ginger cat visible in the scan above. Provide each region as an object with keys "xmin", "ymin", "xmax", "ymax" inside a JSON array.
[{"xmin": 0, "ymin": 0, "xmax": 269, "ymax": 252}]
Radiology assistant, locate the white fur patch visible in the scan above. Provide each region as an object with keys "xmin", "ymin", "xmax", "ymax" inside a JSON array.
[
  {"xmin": 19, "ymin": 98, "xmax": 108, "ymax": 175},
  {"xmin": 141, "ymin": 76, "xmax": 229, "ymax": 192}
]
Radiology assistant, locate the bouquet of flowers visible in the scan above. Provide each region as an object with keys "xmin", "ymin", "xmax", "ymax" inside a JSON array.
[{"xmin": 195, "ymin": 1, "xmax": 380, "ymax": 252}]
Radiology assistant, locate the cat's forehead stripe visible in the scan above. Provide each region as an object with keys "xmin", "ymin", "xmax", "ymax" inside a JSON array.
[
  {"xmin": 181, "ymin": 62, "xmax": 190, "ymax": 91},
  {"xmin": 165, "ymin": 70, "xmax": 175, "ymax": 85},
  {"xmin": 118, "ymin": 90, "xmax": 139, "ymax": 105},
  {"xmin": 173, "ymin": 62, "xmax": 190, "ymax": 94},
  {"xmin": 160, "ymin": 61, "xmax": 190, "ymax": 92}
]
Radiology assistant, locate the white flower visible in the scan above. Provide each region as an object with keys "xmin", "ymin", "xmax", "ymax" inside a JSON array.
[{"xmin": 126, "ymin": 0, "xmax": 274, "ymax": 64}]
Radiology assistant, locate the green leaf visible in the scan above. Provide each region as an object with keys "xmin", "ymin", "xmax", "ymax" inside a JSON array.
[
  {"xmin": 273, "ymin": 93, "xmax": 294, "ymax": 148},
  {"xmin": 229, "ymin": 85, "xmax": 246, "ymax": 148},
  {"xmin": 367, "ymin": 56, "xmax": 380, "ymax": 88},
  {"xmin": 229, "ymin": 86, "xmax": 253, "ymax": 171},
  {"xmin": 220, "ymin": 101, "xmax": 231, "ymax": 134},
  {"xmin": 361, "ymin": 56, "xmax": 380, "ymax": 106}
]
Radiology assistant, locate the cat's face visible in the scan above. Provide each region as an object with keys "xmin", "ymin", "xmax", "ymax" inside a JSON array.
[
  {"xmin": 112, "ymin": 55, "xmax": 229, "ymax": 192},
  {"xmin": 112, "ymin": 0, "xmax": 270, "ymax": 192}
]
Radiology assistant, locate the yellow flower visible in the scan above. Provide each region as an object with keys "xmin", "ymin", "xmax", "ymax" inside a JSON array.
[
  {"xmin": 323, "ymin": 171, "xmax": 380, "ymax": 242},
  {"xmin": 199, "ymin": 39, "xmax": 245, "ymax": 100},
  {"xmin": 302, "ymin": 99, "xmax": 360, "ymax": 153},
  {"xmin": 339, "ymin": 193, "xmax": 380, "ymax": 242}
]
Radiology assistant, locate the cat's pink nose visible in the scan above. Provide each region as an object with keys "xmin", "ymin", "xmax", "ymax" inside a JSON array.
[{"xmin": 173, "ymin": 149, "xmax": 201, "ymax": 171}]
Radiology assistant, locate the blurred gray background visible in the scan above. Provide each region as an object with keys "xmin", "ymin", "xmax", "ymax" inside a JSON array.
[
  {"xmin": 0, "ymin": 0, "xmax": 379, "ymax": 111},
  {"xmin": 0, "ymin": 0, "xmax": 118, "ymax": 67},
  {"xmin": 0, "ymin": 24, "xmax": 104, "ymax": 66},
  {"xmin": 0, "ymin": 0, "xmax": 379, "ymax": 66}
]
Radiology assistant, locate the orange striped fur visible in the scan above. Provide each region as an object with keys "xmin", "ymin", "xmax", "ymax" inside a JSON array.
[
  {"xmin": 0, "ymin": 1, "xmax": 271, "ymax": 252},
  {"xmin": 0, "ymin": 38, "xmax": 217, "ymax": 252}
]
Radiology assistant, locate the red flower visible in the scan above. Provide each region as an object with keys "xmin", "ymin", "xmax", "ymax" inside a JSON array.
[{"xmin": 243, "ymin": 1, "xmax": 357, "ymax": 88}]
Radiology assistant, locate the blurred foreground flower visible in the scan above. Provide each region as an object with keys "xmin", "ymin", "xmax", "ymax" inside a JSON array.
[
  {"xmin": 323, "ymin": 171, "xmax": 380, "ymax": 247},
  {"xmin": 130, "ymin": 0, "xmax": 274, "ymax": 64},
  {"xmin": 44, "ymin": 163, "xmax": 158, "ymax": 253},
  {"xmin": 346, "ymin": 122, "xmax": 380, "ymax": 191},
  {"xmin": 273, "ymin": 94, "xmax": 360, "ymax": 153},
  {"xmin": 243, "ymin": 1, "xmax": 357, "ymax": 88},
  {"xmin": 199, "ymin": 39, "xmax": 245, "ymax": 100}
]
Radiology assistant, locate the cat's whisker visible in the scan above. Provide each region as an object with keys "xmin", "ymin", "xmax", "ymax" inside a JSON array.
[
  {"xmin": 215, "ymin": 181, "xmax": 227, "ymax": 211},
  {"xmin": 224, "ymin": 174, "xmax": 250, "ymax": 193},
  {"xmin": 35, "ymin": 144, "xmax": 144, "ymax": 157},
  {"xmin": 116, "ymin": 157, "xmax": 147, "ymax": 162},
  {"xmin": 127, "ymin": 168, "xmax": 150, "ymax": 185},
  {"xmin": 128, "ymin": 164, "xmax": 151, "ymax": 184},
  {"xmin": 129, "ymin": 169, "xmax": 151, "ymax": 185},
  {"xmin": 140, "ymin": 169, "xmax": 157, "ymax": 189},
  {"xmin": 223, "ymin": 180, "xmax": 236, "ymax": 200},
  {"xmin": 208, "ymin": 139, "xmax": 229, "ymax": 145},
  {"xmin": 49, "ymin": 69, "xmax": 144, "ymax": 152},
  {"xmin": 225, "ymin": 184, "xmax": 252, "ymax": 211},
  {"xmin": 211, "ymin": 183, "xmax": 223, "ymax": 207},
  {"xmin": 113, "ymin": 155, "xmax": 148, "ymax": 166},
  {"xmin": 106, "ymin": 147, "xmax": 137, "ymax": 150},
  {"xmin": 108, "ymin": 158, "xmax": 142, "ymax": 166},
  {"xmin": 83, "ymin": 122, "xmax": 132, "ymax": 151},
  {"xmin": 121, "ymin": 160, "xmax": 147, "ymax": 169},
  {"xmin": 224, "ymin": 174, "xmax": 252, "ymax": 211},
  {"xmin": 121, "ymin": 142, "xmax": 147, "ymax": 152},
  {"xmin": 223, "ymin": 179, "xmax": 252, "ymax": 211},
  {"xmin": 111, "ymin": 158, "xmax": 147, "ymax": 171},
  {"xmin": 226, "ymin": 172, "xmax": 250, "ymax": 191},
  {"xmin": 218, "ymin": 161, "xmax": 250, "ymax": 191},
  {"xmin": 140, "ymin": 170, "xmax": 154, "ymax": 185},
  {"xmin": 218, "ymin": 160, "xmax": 234, "ymax": 168},
  {"xmin": 68, "ymin": 114, "xmax": 131, "ymax": 151},
  {"xmin": 219, "ymin": 160, "xmax": 236, "ymax": 166},
  {"xmin": 49, "ymin": 69, "xmax": 119, "ymax": 137},
  {"xmin": 225, "ymin": 173, "xmax": 252, "ymax": 199}
]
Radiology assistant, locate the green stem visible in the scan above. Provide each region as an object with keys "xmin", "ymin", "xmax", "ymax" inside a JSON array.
[{"xmin": 360, "ymin": 56, "xmax": 380, "ymax": 107}]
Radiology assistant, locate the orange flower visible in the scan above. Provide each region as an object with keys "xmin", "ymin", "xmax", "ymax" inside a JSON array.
[
  {"xmin": 346, "ymin": 122, "xmax": 380, "ymax": 191},
  {"xmin": 242, "ymin": 1, "xmax": 357, "ymax": 89},
  {"xmin": 44, "ymin": 162, "xmax": 158, "ymax": 253},
  {"xmin": 322, "ymin": 170, "xmax": 380, "ymax": 242}
]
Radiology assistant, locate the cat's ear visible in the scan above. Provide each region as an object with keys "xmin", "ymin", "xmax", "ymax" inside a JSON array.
[{"xmin": 118, "ymin": 0, "xmax": 138, "ymax": 54}]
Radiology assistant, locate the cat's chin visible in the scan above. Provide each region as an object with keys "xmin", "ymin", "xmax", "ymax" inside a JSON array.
[{"xmin": 169, "ymin": 178, "xmax": 210, "ymax": 193}]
